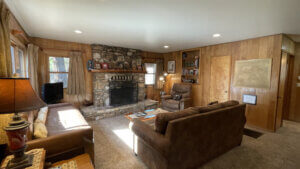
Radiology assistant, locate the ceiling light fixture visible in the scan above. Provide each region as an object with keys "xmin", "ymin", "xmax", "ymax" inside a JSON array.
[
  {"xmin": 74, "ymin": 30, "xmax": 83, "ymax": 34},
  {"xmin": 164, "ymin": 45, "xmax": 169, "ymax": 49},
  {"xmin": 213, "ymin": 33, "xmax": 221, "ymax": 38}
]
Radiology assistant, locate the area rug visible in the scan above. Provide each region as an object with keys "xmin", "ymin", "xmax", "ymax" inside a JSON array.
[{"xmin": 90, "ymin": 116, "xmax": 300, "ymax": 169}]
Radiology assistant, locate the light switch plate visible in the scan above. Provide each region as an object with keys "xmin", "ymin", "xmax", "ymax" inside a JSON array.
[
  {"xmin": 297, "ymin": 83, "xmax": 300, "ymax": 87},
  {"xmin": 298, "ymin": 76, "xmax": 300, "ymax": 80}
]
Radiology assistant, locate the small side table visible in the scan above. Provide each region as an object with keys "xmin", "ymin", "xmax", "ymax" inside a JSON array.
[
  {"xmin": 50, "ymin": 154, "xmax": 94, "ymax": 169},
  {"xmin": 1, "ymin": 148, "xmax": 46, "ymax": 169}
]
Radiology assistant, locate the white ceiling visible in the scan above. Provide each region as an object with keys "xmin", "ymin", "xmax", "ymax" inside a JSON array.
[{"xmin": 5, "ymin": 0, "xmax": 300, "ymax": 52}]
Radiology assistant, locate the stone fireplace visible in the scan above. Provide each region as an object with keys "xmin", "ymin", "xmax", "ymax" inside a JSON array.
[
  {"xmin": 109, "ymin": 78, "xmax": 138, "ymax": 107},
  {"xmin": 81, "ymin": 44, "xmax": 146, "ymax": 120},
  {"xmin": 93, "ymin": 73, "xmax": 145, "ymax": 108}
]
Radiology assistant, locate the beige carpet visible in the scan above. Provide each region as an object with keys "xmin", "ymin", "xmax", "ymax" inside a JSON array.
[{"xmin": 90, "ymin": 116, "xmax": 300, "ymax": 169}]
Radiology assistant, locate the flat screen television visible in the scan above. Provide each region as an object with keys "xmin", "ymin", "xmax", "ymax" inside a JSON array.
[{"xmin": 41, "ymin": 82, "xmax": 63, "ymax": 104}]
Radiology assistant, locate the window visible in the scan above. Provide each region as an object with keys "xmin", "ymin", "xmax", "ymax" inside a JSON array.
[
  {"xmin": 49, "ymin": 56, "xmax": 70, "ymax": 88},
  {"xmin": 11, "ymin": 45, "xmax": 27, "ymax": 77},
  {"xmin": 145, "ymin": 63, "xmax": 157, "ymax": 85}
]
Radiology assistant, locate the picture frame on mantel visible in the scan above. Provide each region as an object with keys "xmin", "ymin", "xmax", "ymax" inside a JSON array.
[{"xmin": 167, "ymin": 61, "xmax": 176, "ymax": 74}]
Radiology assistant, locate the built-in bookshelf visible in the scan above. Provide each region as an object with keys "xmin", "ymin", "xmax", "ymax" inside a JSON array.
[{"xmin": 181, "ymin": 50, "xmax": 200, "ymax": 83}]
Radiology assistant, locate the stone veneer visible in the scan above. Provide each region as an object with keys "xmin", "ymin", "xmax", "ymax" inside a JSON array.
[
  {"xmin": 81, "ymin": 44, "xmax": 146, "ymax": 120},
  {"xmin": 91, "ymin": 44, "xmax": 142, "ymax": 69}
]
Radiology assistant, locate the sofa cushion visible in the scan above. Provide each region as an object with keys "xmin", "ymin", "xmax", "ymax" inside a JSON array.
[
  {"xmin": 33, "ymin": 122, "xmax": 48, "ymax": 138},
  {"xmin": 155, "ymin": 107, "xmax": 198, "ymax": 134},
  {"xmin": 162, "ymin": 99, "xmax": 180, "ymax": 109},
  {"xmin": 35, "ymin": 106, "xmax": 48, "ymax": 124},
  {"xmin": 46, "ymin": 103, "xmax": 90, "ymax": 136},
  {"xmin": 190, "ymin": 100, "xmax": 239, "ymax": 113}
]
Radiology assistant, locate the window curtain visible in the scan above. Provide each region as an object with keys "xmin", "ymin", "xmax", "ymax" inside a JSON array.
[
  {"xmin": 27, "ymin": 44, "xmax": 39, "ymax": 93},
  {"xmin": 0, "ymin": 0, "xmax": 12, "ymax": 77},
  {"xmin": 67, "ymin": 51, "xmax": 86, "ymax": 95},
  {"xmin": 155, "ymin": 60, "xmax": 164, "ymax": 89}
]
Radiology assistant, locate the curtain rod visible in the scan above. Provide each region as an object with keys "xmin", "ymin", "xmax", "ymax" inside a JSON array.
[{"xmin": 40, "ymin": 47, "xmax": 86, "ymax": 53}]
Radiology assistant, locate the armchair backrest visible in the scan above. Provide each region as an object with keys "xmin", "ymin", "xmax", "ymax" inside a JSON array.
[{"xmin": 171, "ymin": 83, "xmax": 192, "ymax": 98}]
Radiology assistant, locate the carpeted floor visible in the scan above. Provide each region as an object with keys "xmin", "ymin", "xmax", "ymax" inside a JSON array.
[{"xmin": 90, "ymin": 116, "xmax": 300, "ymax": 169}]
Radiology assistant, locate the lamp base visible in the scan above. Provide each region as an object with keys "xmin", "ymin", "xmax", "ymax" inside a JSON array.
[{"xmin": 6, "ymin": 153, "xmax": 33, "ymax": 169}]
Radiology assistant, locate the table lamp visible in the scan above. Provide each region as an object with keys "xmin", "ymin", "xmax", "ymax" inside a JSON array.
[{"xmin": 0, "ymin": 78, "xmax": 46, "ymax": 169}]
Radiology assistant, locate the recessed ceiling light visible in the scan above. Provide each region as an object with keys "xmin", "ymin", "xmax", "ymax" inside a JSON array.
[
  {"xmin": 213, "ymin": 33, "xmax": 221, "ymax": 38},
  {"xmin": 164, "ymin": 45, "xmax": 169, "ymax": 49},
  {"xmin": 74, "ymin": 30, "xmax": 83, "ymax": 34}
]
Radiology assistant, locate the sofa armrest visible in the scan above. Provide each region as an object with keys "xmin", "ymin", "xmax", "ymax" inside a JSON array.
[
  {"xmin": 132, "ymin": 119, "xmax": 170, "ymax": 156},
  {"xmin": 161, "ymin": 95, "xmax": 172, "ymax": 100},
  {"xmin": 27, "ymin": 128, "xmax": 94, "ymax": 162}
]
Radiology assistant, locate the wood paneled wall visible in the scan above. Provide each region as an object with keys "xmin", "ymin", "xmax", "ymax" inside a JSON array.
[
  {"xmin": 164, "ymin": 34, "xmax": 283, "ymax": 131},
  {"xmin": 163, "ymin": 52, "xmax": 182, "ymax": 94},
  {"xmin": 287, "ymin": 43, "xmax": 300, "ymax": 122},
  {"xmin": 30, "ymin": 38, "xmax": 164, "ymax": 106},
  {"xmin": 30, "ymin": 37, "xmax": 93, "ymax": 107},
  {"xmin": 141, "ymin": 51, "xmax": 164, "ymax": 101}
]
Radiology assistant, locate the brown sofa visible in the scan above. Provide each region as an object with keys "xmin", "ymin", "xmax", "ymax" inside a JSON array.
[
  {"xmin": 132, "ymin": 101, "xmax": 246, "ymax": 169},
  {"xmin": 26, "ymin": 103, "xmax": 94, "ymax": 163},
  {"xmin": 161, "ymin": 83, "xmax": 192, "ymax": 112}
]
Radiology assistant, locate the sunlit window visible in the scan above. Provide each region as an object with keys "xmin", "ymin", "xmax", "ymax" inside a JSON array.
[
  {"xmin": 145, "ymin": 63, "xmax": 157, "ymax": 85},
  {"xmin": 49, "ymin": 56, "xmax": 70, "ymax": 88},
  {"xmin": 11, "ymin": 45, "xmax": 27, "ymax": 77}
]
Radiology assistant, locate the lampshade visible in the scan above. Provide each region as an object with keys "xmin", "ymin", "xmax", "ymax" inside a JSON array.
[{"xmin": 0, "ymin": 78, "xmax": 46, "ymax": 114}]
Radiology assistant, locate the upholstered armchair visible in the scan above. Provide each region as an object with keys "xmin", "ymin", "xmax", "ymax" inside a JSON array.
[{"xmin": 161, "ymin": 83, "xmax": 192, "ymax": 112}]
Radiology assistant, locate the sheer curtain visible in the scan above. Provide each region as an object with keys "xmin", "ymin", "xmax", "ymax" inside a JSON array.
[
  {"xmin": 67, "ymin": 51, "xmax": 86, "ymax": 95},
  {"xmin": 0, "ymin": 1, "xmax": 12, "ymax": 77},
  {"xmin": 27, "ymin": 44, "xmax": 39, "ymax": 93}
]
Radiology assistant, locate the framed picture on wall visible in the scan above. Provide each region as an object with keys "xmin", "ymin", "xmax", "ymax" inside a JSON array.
[{"xmin": 167, "ymin": 61, "xmax": 176, "ymax": 74}]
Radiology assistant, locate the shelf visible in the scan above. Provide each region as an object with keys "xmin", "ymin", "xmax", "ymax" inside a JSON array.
[
  {"xmin": 182, "ymin": 74, "xmax": 198, "ymax": 77},
  {"xmin": 89, "ymin": 69, "xmax": 146, "ymax": 73},
  {"xmin": 183, "ymin": 67, "xmax": 198, "ymax": 69}
]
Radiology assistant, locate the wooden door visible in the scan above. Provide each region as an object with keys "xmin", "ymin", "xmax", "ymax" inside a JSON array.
[
  {"xmin": 276, "ymin": 52, "xmax": 290, "ymax": 128},
  {"xmin": 210, "ymin": 56, "xmax": 231, "ymax": 103}
]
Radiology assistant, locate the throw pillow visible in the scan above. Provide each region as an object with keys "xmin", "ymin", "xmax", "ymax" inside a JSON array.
[
  {"xmin": 35, "ymin": 106, "xmax": 48, "ymax": 124},
  {"xmin": 33, "ymin": 122, "xmax": 48, "ymax": 138}
]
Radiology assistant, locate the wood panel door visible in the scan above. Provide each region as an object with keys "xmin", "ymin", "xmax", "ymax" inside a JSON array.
[{"xmin": 210, "ymin": 56, "xmax": 231, "ymax": 103}]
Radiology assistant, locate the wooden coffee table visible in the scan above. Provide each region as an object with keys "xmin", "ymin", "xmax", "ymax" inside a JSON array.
[{"xmin": 125, "ymin": 108, "xmax": 168, "ymax": 122}]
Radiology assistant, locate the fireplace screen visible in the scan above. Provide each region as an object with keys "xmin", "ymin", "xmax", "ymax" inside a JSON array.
[{"xmin": 109, "ymin": 81, "xmax": 138, "ymax": 106}]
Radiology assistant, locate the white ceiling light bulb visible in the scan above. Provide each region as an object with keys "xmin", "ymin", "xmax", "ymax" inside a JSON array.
[
  {"xmin": 74, "ymin": 30, "xmax": 83, "ymax": 34},
  {"xmin": 164, "ymin": 45, "xmax": 169, "ymax": 49},
  {"xmin": 213, "ymin": 33, "xmax": 221, "ymax": 38}
]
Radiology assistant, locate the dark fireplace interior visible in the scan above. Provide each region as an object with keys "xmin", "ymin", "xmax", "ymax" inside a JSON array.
[{"xmin": 109, "ymin": 80, "xmax": 138, "ymax": 107}]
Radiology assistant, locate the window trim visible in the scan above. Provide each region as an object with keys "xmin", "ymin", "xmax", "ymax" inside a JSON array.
[
  {"xmin": 144, "ymin": 63, "xmax": 157, "ymax": 86},
  {"xmin": 48, "ymin": 56, "xmax": 70, "ymax": 88},
  {"xmin": 10, "ymin": 43, "xmax": 27, "ymax": 77}
]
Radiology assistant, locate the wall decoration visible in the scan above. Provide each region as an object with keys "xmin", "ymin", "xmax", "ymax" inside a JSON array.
[
  {"xmin": 233, "ymin": 59, "xmax": 272, "ymax": 88},
  {"xmin": 101, "ymin": 63, "xmax": 108, "ymax": 69},
  {"xmin": 243, "ymin": 94, "xmax": 257, "ymax": 105},
  {"xmin": 87, "ymin": 60, "xmax": 94, "ymax": 70},
  {"xmin": 167, "ymin": 61, "xmax": 176, "ymax": 74}
]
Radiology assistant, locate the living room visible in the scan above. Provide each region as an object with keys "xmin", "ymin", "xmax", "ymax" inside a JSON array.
[{"xmin": 0, "ymin": 0, "xmax": 299, "ymax": 169}]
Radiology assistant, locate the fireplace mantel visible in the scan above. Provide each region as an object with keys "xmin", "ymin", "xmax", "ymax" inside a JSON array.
[{"xmin": 89, "ymin": 69, "xmax": 146, "ymax": 73}]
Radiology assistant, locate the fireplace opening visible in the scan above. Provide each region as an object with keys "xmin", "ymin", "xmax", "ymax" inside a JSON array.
[{"xmin": 109, "ymin": 81, "xmax": 138, "ymax": 107}]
